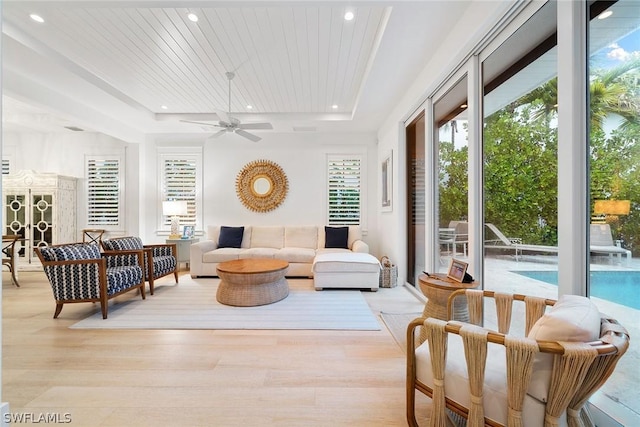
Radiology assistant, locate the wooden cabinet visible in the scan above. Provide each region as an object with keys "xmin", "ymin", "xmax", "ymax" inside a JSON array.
[{"xmin": 3, "ymin": 170, "xmax": 77, "ymax": 270}]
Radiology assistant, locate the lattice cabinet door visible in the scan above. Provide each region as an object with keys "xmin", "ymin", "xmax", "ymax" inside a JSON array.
[{"xmin": 3, "ymin": 170, "xmax": 77, "ymax": 270}]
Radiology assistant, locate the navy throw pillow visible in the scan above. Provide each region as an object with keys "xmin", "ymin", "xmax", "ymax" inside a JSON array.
[
  {"xmin": 325, "ymin": 226, "xmax": 349, "ymax": 249},
  {"xmin": 218, "ymin": 226, "xmax": 244, "ymax": 249}
]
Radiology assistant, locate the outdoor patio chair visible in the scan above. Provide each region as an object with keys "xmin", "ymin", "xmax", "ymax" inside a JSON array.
[
  {"xmin": 440, "ymin": 221, "xmax": 469, "ymax": 258},
  {"xmin": 589, "ymin": 223, "xmax": 631, "ymax": 265},
  {"xmin": 101, "ymin": 236, "xmax": 178, "ymax": 295},
  {"xmin": 406, "ymin": 289, "xmax": 629, "ymax": 427},
  {"xmin": 35, "ymin": 242, "xmax": 145, "ymax": 319}
]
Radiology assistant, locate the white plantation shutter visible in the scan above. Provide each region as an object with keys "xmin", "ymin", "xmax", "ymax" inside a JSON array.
[
  {"xmin": 87, "ymin": 159, "xmax": 120, "ymax": 226},
  {"xmin": 2, "ymin": 159, "xmax": 10, "ymax": 175},
  {"xmin": 327, "ymin": 156, "xmax": 361, "ymax": 225},
  {"xmin": 162, "ymin": 158, "xmax": 197, "ymax": 227}
]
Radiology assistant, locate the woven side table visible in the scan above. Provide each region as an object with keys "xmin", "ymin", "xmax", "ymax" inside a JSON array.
[
  {"xmin": 216, "ymin": 259, "xmax": 289, "ymax": 306},
  {"xmin": 417, "ymin": 273, "xmax": 478, "ymax": 344}
]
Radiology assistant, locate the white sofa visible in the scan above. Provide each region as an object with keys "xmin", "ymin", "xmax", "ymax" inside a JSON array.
[{"xmin": 190, "ymin": 225, "xmax": 370, "ymax": 278}]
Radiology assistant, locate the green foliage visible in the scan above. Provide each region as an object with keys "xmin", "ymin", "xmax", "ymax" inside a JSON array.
[{"xmin": 438, "ymin": 56, "xmax": 639, "ymax": 254}]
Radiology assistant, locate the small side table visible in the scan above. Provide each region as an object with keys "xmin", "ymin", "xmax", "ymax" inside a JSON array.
[
  {"xmin": 417, "ymin": 273, "xmax": 478, "ymax": 344},
  {"xmin": 166, "ymin": 238, "xmax": 199, "ymax": 270}
]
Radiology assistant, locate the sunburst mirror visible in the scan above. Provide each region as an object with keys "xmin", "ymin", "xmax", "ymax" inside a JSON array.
[{"xmin": 236, "ymin": 160, "xmax": 288, "ymax": 212}]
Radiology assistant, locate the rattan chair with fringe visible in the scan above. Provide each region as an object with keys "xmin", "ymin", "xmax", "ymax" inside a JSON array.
[{"xmin": 406, "ymin": 289, "xmax": 629, "ymax": 427}]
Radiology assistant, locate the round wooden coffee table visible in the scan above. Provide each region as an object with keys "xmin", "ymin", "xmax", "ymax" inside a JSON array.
[{"xmin": 216, "ymin": 259, "xmax": 290, "ymax": 306}]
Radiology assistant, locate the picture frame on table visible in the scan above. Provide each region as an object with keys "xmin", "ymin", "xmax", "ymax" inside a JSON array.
[
  {"xmin": 381, "ymin": 151, "xmax": 393, "ymax": 212},
  {"xmin": 447, "ymin": 258, "xmax": 468, "ymax": 283},
  {"xmin": 182, "ymin": 225, "xmax": 195, "ymax": 239}
]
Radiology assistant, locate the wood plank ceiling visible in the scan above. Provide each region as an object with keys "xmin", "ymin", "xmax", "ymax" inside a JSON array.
[{"xmin": 3, "ymin": 4, "xmax": 388, "ymax": 117}]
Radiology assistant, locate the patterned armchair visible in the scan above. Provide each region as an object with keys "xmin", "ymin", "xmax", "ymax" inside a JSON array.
[
  {"xmin": 35, "ymin": 242, "xmax": 145, "ymax": 319},
  {"xmin": 101, "ymin": 236, "xmax": 178, "ymax": 295}
]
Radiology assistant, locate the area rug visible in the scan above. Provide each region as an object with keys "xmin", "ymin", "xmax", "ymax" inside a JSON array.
[
  {"xmin": 380, "ymin": 311, "xmax": 422, "ymax": 353},
  {"xmin": 71, "ymin": 278, "xmax": 381, "ymax": 331}
]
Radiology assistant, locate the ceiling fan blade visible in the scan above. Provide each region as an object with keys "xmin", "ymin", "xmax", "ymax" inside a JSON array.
[
  {"xmin": 215, "ymin": 109, "xmax": 232, "ymax": 125},
  {"xmin": 208, "ymin": 129, "xmax": 227, "ymax": 139},
  {"xmin": 235, "ymin": 129, "xmax": 262, "ymax": 142},
  {"xmin": 180, "ymin": 119, "xmax": 222, "ymax": 128},
  {"xmin": 238, "ymin": 122, "xmax": 273, "ymax": 130}
]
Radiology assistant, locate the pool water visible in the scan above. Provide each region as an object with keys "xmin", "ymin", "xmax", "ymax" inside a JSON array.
[{"xmin": 514, "ymin": 270, "xmax": 640, "ymax": 310}]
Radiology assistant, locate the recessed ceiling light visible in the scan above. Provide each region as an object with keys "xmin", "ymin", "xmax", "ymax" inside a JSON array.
[
  {"xmin": 246, "ymin": 105, "xmax": 253, "ymax": 110},
  {"xmin": 332, "ymin": 104, "xmax": 338, "ymax": 109},
  {"xmin": 30, "ymin": 14, "xmax": 44, "ymax": 23},
  {"xmin": 161, "ymin": 105, "xmax": 168, "ymax": 110},
  {"xmin": 344, "ymin": 11, "xmax": 354, "ymax": 21},
  {"xmin": 597, "ymin": 10, "xmax": 613, "ymax": 19},
  {"xmin": 460, "ymin": 104, "xmax": 468, "ymax": 109},
  {"xmin": 187, "ymin": 13, "xmax": 198, "ymax": 22}
]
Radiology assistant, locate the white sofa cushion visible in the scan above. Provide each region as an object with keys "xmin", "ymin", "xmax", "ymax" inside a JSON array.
[
  {"xmin": 239, "ymin": 248, "xmax": 279, "ymax": 259},
  {"xmin": 275, "ymin": 247, "xmax": 316, "ymax": 263},
  {"xmin": 313, "ymin": 253, "xmax": 380, "ymax": 273},
  {"xmin": 203, "ymin": 248, "xmax": 242, "ymax": 263},
  {"xmin": 285, "ymin": 226, "xmax": 318, "ymax": 249},
  {"xmin": 526, "ymin": 294, "xmax": 601, "ymax": 403},
  {"xmin": 251, "ymin": 226, "xmax": 284, "ymax": 249}
]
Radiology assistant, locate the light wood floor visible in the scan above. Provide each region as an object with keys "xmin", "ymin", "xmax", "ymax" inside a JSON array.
[{"xmin": 2, "ymin": 270, "xmax": 430, "ymax": 426}]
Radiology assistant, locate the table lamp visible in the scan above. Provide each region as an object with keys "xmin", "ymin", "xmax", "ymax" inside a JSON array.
[{"xmin": 163, "ymin": 201, "xmax": 188, "ymax": 239}]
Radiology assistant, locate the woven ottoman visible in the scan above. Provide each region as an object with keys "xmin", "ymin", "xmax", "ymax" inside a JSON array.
[{"xmin": 312, "ymin": 253, "xmax": 380, "ymax": 291}]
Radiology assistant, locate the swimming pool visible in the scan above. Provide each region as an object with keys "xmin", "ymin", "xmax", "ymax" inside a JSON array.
[{"xmin": 513, "ymin": 270, "xmax": 640, "ymax": 310}]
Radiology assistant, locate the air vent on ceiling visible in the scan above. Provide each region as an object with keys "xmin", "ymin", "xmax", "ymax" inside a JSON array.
[
  {"xmin": 293, "ymin": 126, "xmax": 317, "ymax": 132},
  {"xmin": 64, "ymin": 126, "xmax": 85, "ymax": 132}
]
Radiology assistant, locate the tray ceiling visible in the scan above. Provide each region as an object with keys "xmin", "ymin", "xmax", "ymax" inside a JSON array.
[{"xmin": 2, "ymin": 1, "xmax": 473, "ymax": 139}]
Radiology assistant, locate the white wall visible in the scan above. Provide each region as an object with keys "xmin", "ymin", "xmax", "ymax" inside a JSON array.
[
  {"xmin": 3, "ymin": 130, "xmax": 380, "ymax": 255},
  {"xmin": 375, "ymin": 1, "xmax": 511, "ymax": 284},
  {"xmin": 147, "ymin": 132, "xmax": 380, "ymax": 252}
]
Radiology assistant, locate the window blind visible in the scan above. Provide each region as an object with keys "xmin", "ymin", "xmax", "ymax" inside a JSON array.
[
  {"xmin": 87, "ymin": 159, "xmax": 120, "ymax": 225},
  {"xmin": 163, "ymin": 159, "xmax": 197, "ymax": 226},
  {"xmin": 327, "ymin": 157, "xmax": 361, "ymax": 225}
]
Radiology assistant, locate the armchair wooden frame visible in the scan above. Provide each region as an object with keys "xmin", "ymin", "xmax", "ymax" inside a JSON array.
[
  {"xmin": 406, "ymin": 289, "xmax": 629, "ymax": 427},
  {"xmin": 35, "ymin": 245, "xmax": 146, "ymax": 319},
  {"xmin": 100, "ymin": 237, "xmax": 179, "ymax": 295}
]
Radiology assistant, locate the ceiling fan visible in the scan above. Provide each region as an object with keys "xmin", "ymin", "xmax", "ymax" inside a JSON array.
[{"xmin": 181, "ymin": 72, "xmax": 273, "ymax": 142}]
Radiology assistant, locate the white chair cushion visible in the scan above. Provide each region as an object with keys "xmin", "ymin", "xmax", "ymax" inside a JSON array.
[
  {"xmin": 415, "ymin": 334, "xmax": 549, "ymax": 425},
  {"xmin": 526, "ymin": 294, "xmax": 601, "ymax": 402}
]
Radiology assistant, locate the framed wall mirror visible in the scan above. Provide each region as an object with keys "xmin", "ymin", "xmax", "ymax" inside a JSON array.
[{"xmin": 236, "ymin": 160, "xmax": 288, "ymax": 212}]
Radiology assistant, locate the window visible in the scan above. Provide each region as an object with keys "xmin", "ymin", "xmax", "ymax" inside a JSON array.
[
  {"xmin": 158, "ymin": 148, "xmax": 202, "ymax": 231},
  {"xmin": 327, "ymin": 155, "xmax": 361, "ymax": 225},
  {"xmin": 86, "ymin": 158, "xmax": 121, "ymax": 226}
]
